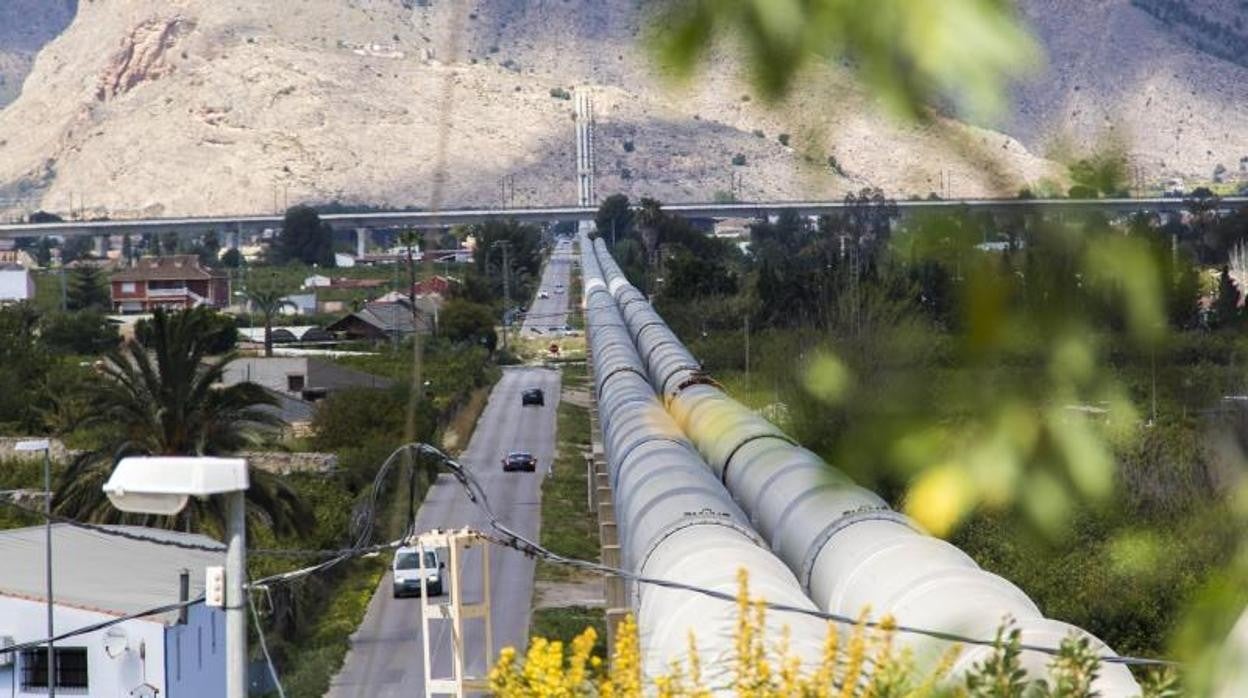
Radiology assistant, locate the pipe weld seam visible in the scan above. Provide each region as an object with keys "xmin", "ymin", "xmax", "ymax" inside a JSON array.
[
  {"xmin": 630, "ymin": 319, "xmax": 669, "ymax": 346},
  {"xmin": 613, "ymin": 434, "xmax": 694, "ymax": 475},
  {"xmin": 720, "ymin": 433, "xmax": 798, "ymax": 485},
  {"xmin": 798, "ymin": 508, "xmax": 917, "ymax": 593},
  {"xmin": 642, "ymin": 338, "xmax": 681, "ymax": 369},
  {"xmin": 659, "ymin": 364, "xmax": 703, "ymax": 397},
  {"xmin": 596, "ymin": 364, "xmax": 648, "ymax": 395},
  {"xmin": 636, "ymin": 514, "xmax": 766, "ymax": 580}
]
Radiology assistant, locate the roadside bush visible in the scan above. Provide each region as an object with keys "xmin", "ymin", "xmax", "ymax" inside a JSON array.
[
  {"xmin": 440, "ymin": 298, "xmax": 498, "ymax": 351},
  {"xmin": 549, "ymin": 87, "xmax": 571, "ymax": 100},
  {"xmin": 731, "ymin": 153, "xmax": 747, "ymax": 166},
  {"xmin": 39, "ymin": 311, "xmax": 119, "ymax": 356},
  {"xmin": 310, "ymin": 385, "xmax": 433, "ymax": 452}
]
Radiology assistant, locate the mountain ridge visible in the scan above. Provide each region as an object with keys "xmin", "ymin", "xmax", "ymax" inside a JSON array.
[{"xmin": 0, "ymin": 0, "xmax": 1242, "ymax": 219}]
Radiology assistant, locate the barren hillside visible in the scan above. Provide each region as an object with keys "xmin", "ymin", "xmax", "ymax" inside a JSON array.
[
  {"xmin": 0, "ymin": 0, "xmax": 1242, "ymax": 219},
  {"xmin": 1011, "ymin": 0, "xmax": 1248, "ymax": 186},
  {"xmin": 0, "ymin": 0, "xmax": 76, "ymax": 107}
]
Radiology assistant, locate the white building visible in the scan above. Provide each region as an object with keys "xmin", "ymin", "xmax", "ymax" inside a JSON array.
[
  {"xmin": 302, "ymin": 274, "xmax": 332, "ymax": 289},
  {"xmin": 0, "ymin": 525, "xmax": 226, "ymax": 698},
  {"xmin": 0, "ymin": 267, "xmax": 34, "ymax": 304}
]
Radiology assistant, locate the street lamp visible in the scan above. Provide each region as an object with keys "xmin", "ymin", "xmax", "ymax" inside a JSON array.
[
  {"xmin": 15, "ymin": 440, "xmax": 53, "ymax": 697},
  {"xmin": 103, "ymin": 457, "xmax": 249, "ymax": 698}
]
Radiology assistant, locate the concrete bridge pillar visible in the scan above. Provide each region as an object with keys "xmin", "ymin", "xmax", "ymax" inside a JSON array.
[
  {"xmin": 226, "ymin": 228, "xmax": 240, "ymax": 250},
  {"xmin": 93, "ymin": 234, "xmax": 108, "ymax": 259},
  {"xmin": 355, "ymin": 227, "xmax": 371, "ymax": 258}
]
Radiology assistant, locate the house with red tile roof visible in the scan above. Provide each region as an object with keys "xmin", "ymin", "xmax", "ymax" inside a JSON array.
[{"xmin": 109, "ymin": 255, "xmax": 229, "ymax": 313}]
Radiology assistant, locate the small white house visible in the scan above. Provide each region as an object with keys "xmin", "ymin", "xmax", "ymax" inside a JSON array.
[
  {"xmin": 334, "ymin": 252, "xmax": 356, "ymax": 268},
  {"xmin": 302, "ymin": 274, "xmax": 332, "ymax": 289},
  {"xmin": 279, "ymin": 293, "xmax": 318, "ymax": 316},
  {"xmin": 0, "ymin": 267, "xmax": 34, "ymax": 304},
  {"xmin": 0, "ymin": 525, "xmax": 226, "ymax": 698}
]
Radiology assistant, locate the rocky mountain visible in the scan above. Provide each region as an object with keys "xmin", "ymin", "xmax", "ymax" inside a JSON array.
[
  {"xmin": 0, "ymin": 0, "xmax": 76, "ymax": 108},
  {"xmin": 0, "ymin": 0, "xmax": 1241, "ymax": 219},
  {"xmin": 1010, "ymin": 0, "xmax": 1248, "ymax": 188}
]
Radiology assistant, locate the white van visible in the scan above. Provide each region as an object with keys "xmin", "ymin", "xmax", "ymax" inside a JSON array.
[{"xmin": 392, "ymin": 546, "xmax": 445, "ymax": 597}]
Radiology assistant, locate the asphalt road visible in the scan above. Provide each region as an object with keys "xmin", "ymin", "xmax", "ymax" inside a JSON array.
[
  {"xmin": 519, "ymin": 239, "xmax": 573, "ymax": 335},
  {"xmin": 326, "ymin": 367, "xmax": 562, "ymax": 697}
]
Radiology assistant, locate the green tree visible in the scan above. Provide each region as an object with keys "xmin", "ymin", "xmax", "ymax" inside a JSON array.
[
  {"xmin": 244, "ymin": 285, "xmax": 294, "ymax": 357},
  {"xmin": 439, "ymin": 298, "xmax": 498, "ymax": 351},
  {"xmin": 135, "ymin": 310, "xmax": 237, "ymax": 355},
  {"xmin": 0, "ymin": 303, "xmax": 51, "ymax": 432},
  {"xmin": 594, "ymin": 194, "xmax": 635, "ymax": 244},
  {"xmin": 469, "ymin": 220, "xmax": 543, "ymax": 302},
  {"xmin": 55, "ymin": 307, "xmax": 310, "ymax": 533},
  {"xmin": 277, "ymin": 205, "xmax": 336, "ymax": 266},
  {"xmin": 66, "ymin": 265, "xmax": 110, "ymax": 311},
  {"xmin": 220, "ymin": 247, "xmax": 243, "ymax": 268},
  {"xmin": 1213, "ymin": 265, "xmax": 1240, "ymax": 329},
  {"xmin": 59, "ymin": 236, "xmax": 93, "ymax": 264},
  {"xmin": 39, "ymin": 311, "xmax": 120, "ymax": 356}
]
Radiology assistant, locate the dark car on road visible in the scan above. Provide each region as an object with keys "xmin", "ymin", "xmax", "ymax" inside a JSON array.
[
  {"xmin": 502, "ymin": 451, "xmax": 537, "ymax": 472},
  {"xmin": 522, "ymin": 388, "xmax": 544, "ymax": 406}
]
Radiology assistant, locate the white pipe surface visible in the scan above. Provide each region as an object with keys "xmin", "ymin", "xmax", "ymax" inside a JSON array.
[
  {"xmin": 588, "ymin": 236, "xmax": 1141, "ymax": 695},
  {"xmin": 580, "ymin": 236, "xmax": 831, "ymax": 687}
]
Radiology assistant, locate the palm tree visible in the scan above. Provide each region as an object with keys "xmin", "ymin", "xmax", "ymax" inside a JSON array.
[
  {"xmin": 55, "ymin": 307, "xmax": 311, "ymax": 535},
  {"xmin": 245, "ymin": 285, "xmax": 294, "ymax": 357}
]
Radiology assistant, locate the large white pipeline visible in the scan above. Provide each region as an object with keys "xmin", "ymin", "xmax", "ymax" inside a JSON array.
[
  {"xmin": 580, "ymin": 237, "xmax": 831, "ymax": 685},
  {"xmin": 589, "ymin": 237, "xmax": 1141, "ymax": 694}
]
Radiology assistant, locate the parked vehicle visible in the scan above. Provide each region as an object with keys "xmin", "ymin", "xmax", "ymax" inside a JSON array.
[
  {"xmin": 392, "ymin": 546, "xmax": 445, "ymax": 597},
  {"xmin": 538, "ymin": 290, "xmax": 550, "ymax": 299},
  {"xmin": 502, "ymin": 451, "xmax": 538, "ymax": 472},
  {"xmin": 522, "ymin": 387, "xmax": 545, "ymax": 405},
  {"xmin": 554, "ymin": 285, "xmax": 565, "ymax": 294}
]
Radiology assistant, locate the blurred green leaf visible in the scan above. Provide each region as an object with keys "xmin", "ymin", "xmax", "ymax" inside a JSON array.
[{"xmin": 650, "ymin": 0, "xmax": 1041, "ymax": 120}]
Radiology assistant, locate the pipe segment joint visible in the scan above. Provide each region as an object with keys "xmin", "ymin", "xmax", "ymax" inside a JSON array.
[
  {"xmin": 636, "ymin": 512, "xmax": 766, "ymax": 581},
  {"xmin": 798, "ymin": 508, "xmax": 918, "ymax": 592}
]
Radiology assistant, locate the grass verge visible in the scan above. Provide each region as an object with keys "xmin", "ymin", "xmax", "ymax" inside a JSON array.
[
  {"xmin": 530, "ymin": 606, "xmax": 607, "ymax": 658},
  {"xmin": 536, "ymin": 397, "xmax": 597, "ymax": 581},
  {"xmin": 441, "ymin": 385, "xmax": 491, "ymax": 455}
]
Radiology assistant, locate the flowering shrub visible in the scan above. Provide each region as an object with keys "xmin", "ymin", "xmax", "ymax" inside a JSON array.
[{"xmin": 491, "ymin": 570, "xmax": 1182, "ymax": 697}]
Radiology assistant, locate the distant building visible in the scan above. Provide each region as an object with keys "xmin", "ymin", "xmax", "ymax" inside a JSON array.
[
  {"xmin": 0, "ymin": 525, "xmax": 226, "ymax": 698},
  {"xmin": 279, "ymin": 293, "xmax": 318, "ymax": 316},
  {"xmin": 328, "ymin": 277, "xmax": 386, "ymax": 290},
  {"xmin": 411, "ymin": 275, "xmax": 459, "ymax": 298},
  {"xmin": 0, "ymin": 249, "xmax": 37, "ymax": 269},
  {"xmin": 222, "ymin": 356, "xmax": 393, "ymax": 400},
  {"xmin": 713, "ymin": 217, "xmax": 755, "ymax": 239},
  {"xmin": 334, "ymin": 252, "xmax": 356, "ymax": 268},
  {"xmin": 109, "ymin": 256, "xmax": 229, "ymax": 314},
  {"xmin": 302, "ymin": 274, "xmax": 332, "ymax": 289},
  {"xmin": 0, "ymin": 266, "xmax": 34, "ymax": 304},
  {"xmin": 326, "ymin": 298, "xmax": 437, "ymax": 341}
]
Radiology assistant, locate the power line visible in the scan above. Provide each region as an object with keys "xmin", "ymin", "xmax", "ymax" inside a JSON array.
[
  {"xmin": 248, "ymin": 580, "xmax": 287, "ymax": 698},
  {"xmin": 0, "ymin": 597, "xmax": 204, "ymax": 658},
  {"xmin": 418, "ymin": 442, "xmax": 1180, "ymax": 669},
  {"xmin": 2, "ymin": 442, "xmax": 1178, "ymax": 669}
]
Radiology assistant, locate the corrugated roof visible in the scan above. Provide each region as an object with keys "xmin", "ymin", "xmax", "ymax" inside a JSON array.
[
  {"xmin": 0, "ymin": 524, "xmax": 224, "ymax": 622},
  {"xmin": 111, "ymin": 255, "xmax": 223, "ymax": 282}
]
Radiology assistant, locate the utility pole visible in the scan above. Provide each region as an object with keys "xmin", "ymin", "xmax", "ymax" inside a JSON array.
[
  {"xmin": 494, "ymin": 240, "xmax": 511, "ymax": 351},
  {"xmin": 225, "ymin": 491, "xmax": 246, "ymax": 698},
  {"xmin": 743, "ymin": 314, "xmax": 750, "ymax": 389}
]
